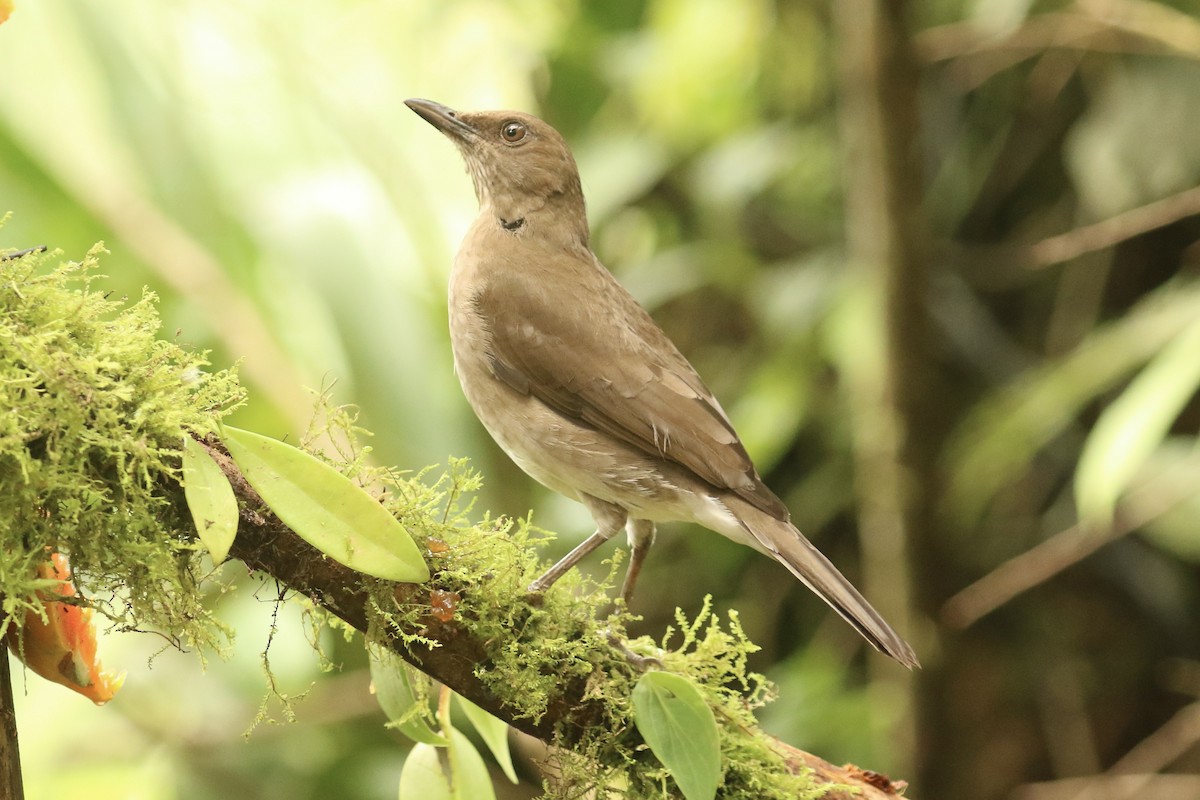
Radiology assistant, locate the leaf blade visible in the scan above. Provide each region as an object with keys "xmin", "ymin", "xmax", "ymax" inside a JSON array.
[
  {"xmin": 221, "ymin": 425, "xmax": 429, "ymax": 583},
  {"xmin": 398, "ymin": 743, "xmax": 453, "ymax": 800},
  {"xmin": 181, "ymin": 436, "xmax": 239, "ymax": 563},
  {"xmin": 456, "ymin": 695, "xmax": 518, "ymax": 783},
  {"xmin": 632, "ymin": 672, "xmax": 721, "ymax": 800},
  {"xmin": 1075, "ymin": 317, "xmax": 1200, "ymax": 524},
  {"xmin": 447, "ymin": 727, "xmax": 496, "ymax": 800},
  {"xmin": 370, "ymin": 644, "xmax": 447, "ymax": 745}
]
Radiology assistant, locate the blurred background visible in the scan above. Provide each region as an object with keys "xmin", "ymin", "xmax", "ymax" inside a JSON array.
[{"xmin": 3, "ymin": 0, "xmax": 1200, "ymax": 798}]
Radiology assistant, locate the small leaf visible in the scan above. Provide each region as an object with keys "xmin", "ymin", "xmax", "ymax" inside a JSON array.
[
  {"xmin": 398, "ymin": 743, "xmax": 453, "ymax": 800},
  {"xmin": 447, "ymin": 727, "xmax": 496, "ymax": 800},
  {"xmin": 181, "ymin": 436, "xmax": 239, "ymax": 563},
  {"xmin": 632, "ymin": 672, "xmax": 721, "ymax": 800},
  {"xmin": 456, "ymin": 695, "xmax": 518, "ymax": 783},
  {"xmin": 1076, "ymin": 317, "xmax": 1200, "ymax": 524},
  {"xmin": 221, "ymin": 426, "xmax": 430, "ymax": 583},
  {"xmin": 369, "ymin": 644, "xmax": 447, "ymax": 745},
  {"xmin": 399, "ymin": 729, "xmax": 497, "ymax": 800}
]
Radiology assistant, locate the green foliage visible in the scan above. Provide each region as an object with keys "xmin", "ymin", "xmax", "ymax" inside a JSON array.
[
  {"xmin": 1, "ymin": 245, "xmax": 825, "ymax": 798},
  {"xmin": 1074, "ymin": 317, "xmax": 1200, "ymax": 524},
  {"xmin": 353, "ymin": 451, "xmax": 826, "ymax": 799},
  {"xmin": 360, "ymin": 456, "xmax": 618, "ymax": 726},
  {"xmin": 0, "ymin": 244, "xmax": 243, "ymax": 650},
  {"xmin": 442, "ymin": 727, "xmax": 497, "ymax": 800},
  {"xmin": 181, "ymin": 434, "xmax": 239, "ymax": 563},
  {"xmin": 221, "ymin": 425, "xmax": 430, "ymax": 583},
  {"xmin": 945, "ymin": 283, "xmax": 1200, "ymax": 525},
  {"xmin": 539, "ymin": 601, "xmax": 825, "ymax": 800},
  {"xmin": 369, "ymin": 644, "xmax": 447, "ymax": 745},
  {"xmin": 10, "ymin": 0, "xmax": 1200, "ymax": 797},
  {"xmin": 399, "ymin": 743, "xmax": 454, "ymax": 800},
  {"xmin": 457, "ymin": 695, "xmax": 519, "ymax": 784},
  {"xmin": 632, "ymin": 671, "xmax": 721, "ymax": 800}
]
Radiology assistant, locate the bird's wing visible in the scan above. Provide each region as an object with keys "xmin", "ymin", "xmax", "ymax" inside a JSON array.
[{"xmin": 473, "ymin": 260, "xmax": 788, "ymax": 520}]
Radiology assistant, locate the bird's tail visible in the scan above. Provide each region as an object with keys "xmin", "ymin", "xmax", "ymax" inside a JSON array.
[{"xmin": 725, "ymin": 496, "xmax": 919, "ymax": 669}]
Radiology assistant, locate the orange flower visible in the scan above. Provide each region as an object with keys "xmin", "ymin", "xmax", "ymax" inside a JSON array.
[
  {"xmin": 5, "ymin": 553, "xmax": 124, "ymax": 705},
  {"xmin": 0, "ymin": 1, "xmax": 12, "ymax": 26}
]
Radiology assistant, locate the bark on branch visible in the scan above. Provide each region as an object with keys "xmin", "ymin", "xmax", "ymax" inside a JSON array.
[{"xmin": 0, "ymin": 635, "xmax": 24, "ymax": 800}]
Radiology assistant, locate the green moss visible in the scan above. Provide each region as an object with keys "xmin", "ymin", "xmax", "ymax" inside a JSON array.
[
  {"xmin": 543, "ymin": 601, "xmax": 829, "ymax": 800},
  {"xmin": 292, "ymin": 336, "xmax": 829, "ymax": 799},
  {"xmin": 0, "ymin": 244, "xmax": 243, "ymax": 651},
  {"xmin": 357, "ymin": 457, "xmax": 827, "ymax": 798}
]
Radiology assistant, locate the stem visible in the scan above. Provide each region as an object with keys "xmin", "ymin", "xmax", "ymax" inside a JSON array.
[{"xmin": 0, "ymin": 648, "xmax": 25, "ymax": 800}]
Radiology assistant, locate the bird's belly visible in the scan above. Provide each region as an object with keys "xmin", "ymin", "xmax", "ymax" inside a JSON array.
[{"xmin": 450, "ymin": 342, "xmax": 697, "ymax": 522}]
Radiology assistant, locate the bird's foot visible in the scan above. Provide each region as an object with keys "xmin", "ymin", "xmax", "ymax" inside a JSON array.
[
  {"xmin": 524, "ymin": 578, "xmax": 551, "ymax": 607},
  {"xmin": 603, "ymin": 630, "xmax": 663, "ymax": 672}
]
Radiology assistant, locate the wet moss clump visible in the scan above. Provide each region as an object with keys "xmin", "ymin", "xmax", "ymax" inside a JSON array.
[{"xmin": 0, "ymin": 244, "xmax": 243, "ymax": 651}]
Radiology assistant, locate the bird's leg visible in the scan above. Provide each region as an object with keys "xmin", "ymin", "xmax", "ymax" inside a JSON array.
[
  {"xmin": 528, "ymin": 495, "xmax": 627, "ymax": 595},
  {"xmin": 527, "ymin": 529, "xmax": 616, "ymax": 594},
  {"xmin": 620, "ymin": 519, "xmax": 656, "ymax": 605}
]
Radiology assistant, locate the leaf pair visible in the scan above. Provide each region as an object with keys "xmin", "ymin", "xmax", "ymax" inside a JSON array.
[
  {"xmin": 181, "ymin": 426, "xmax": 430, "ymax": 583},
  {"xmin": 371, "ymin": 645, "xmax": 517, "ymax": 799},
  {"xmin": 398, "ymin": 729, "xmax": 494, "ymax": 800}
]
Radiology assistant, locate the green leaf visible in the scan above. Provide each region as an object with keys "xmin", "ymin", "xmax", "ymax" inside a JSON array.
[
  {"xmin": 399, "ymin": 730, "xmax": 496, "ymax": 800},
  {"xmin": 398, "ymin": 743, "xmax": 452, "ymax": 800},
  {"xmin": 447, "ymin": 727, "xmax": 496, "ymax": 800},
  {"xmin": 456, "ymin": 695, "xmax": 518, "ymax": 783},
  {"xmin": 1075, "ymin": 317, "xmax": 1200, "ymax": 524},
  {"xmin": 181, "ymin": 435, "xmax": 239, "ymax": 563},
  {"xmin": 632, "ymin": 672, "xmax": 721, "ymax": 800},
  {"xmin": 220, "ymin": 425, "xmax": 430, "ymax": 583},
  {"xmin": 369, "ymin": 644, "xmax": 447, "ymax": 745}
]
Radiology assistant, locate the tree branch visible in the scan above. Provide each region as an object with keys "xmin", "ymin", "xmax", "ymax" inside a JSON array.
[
  {"xmin": 1028, "ymin": 185, "xmax": 1200, "ymax": 267},
  {"xmin": 198, "ymin": 442, "xmax": 913, "ymax": 798},
  {"xmin": 0, "ymin": 637, "xmax": 24, "ymax": 800}
]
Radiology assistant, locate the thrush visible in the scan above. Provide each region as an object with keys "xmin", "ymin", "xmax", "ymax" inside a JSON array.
[{"xmin": 406, "ymin": 98, "xmax": 918, "ymax": 668}]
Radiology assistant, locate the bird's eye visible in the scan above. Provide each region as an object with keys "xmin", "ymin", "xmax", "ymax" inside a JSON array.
[{"xmin": 501, "ymin": 121, "xmax": 527, "ymax": 143}]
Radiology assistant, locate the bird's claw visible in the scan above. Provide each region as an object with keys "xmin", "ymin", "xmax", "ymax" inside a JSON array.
[{"xmin": 604, "ymin": 631, "xmax": 663, "ymax": 672}]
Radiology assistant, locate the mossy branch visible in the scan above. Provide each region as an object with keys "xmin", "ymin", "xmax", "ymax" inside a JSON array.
[
  {"xmin": 197, "ymin": 440, "xmax": 908, "ymax": 799},
  {"xmin": 0, "ymin": 246, "xmax": 910, "ymax": 799}
]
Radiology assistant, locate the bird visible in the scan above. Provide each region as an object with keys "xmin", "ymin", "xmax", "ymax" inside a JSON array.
[{"xmin": 405, "ymin": 98, "xmax": 918, "ymax": 668}]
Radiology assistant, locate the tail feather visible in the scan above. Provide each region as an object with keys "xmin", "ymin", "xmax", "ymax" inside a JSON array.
[{"xmin": 726, "ymin": 497, "xmax": 919, "ymax": 669}]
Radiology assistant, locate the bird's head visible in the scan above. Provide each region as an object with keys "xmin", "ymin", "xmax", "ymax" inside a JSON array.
[{"xmin": 406, "ymin": 99, "xmax": 586, "ymax": 233}]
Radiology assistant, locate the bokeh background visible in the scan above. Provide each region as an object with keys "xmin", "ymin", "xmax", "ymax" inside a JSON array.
[{"xmin": 4, "ymin": 1, "xmax": 1200, "ymax": 798}]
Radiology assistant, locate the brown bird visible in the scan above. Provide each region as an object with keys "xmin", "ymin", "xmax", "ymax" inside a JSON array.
[{"xmin": 406, "ymin": 98, "xmax": 918, "ymax": 668}]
